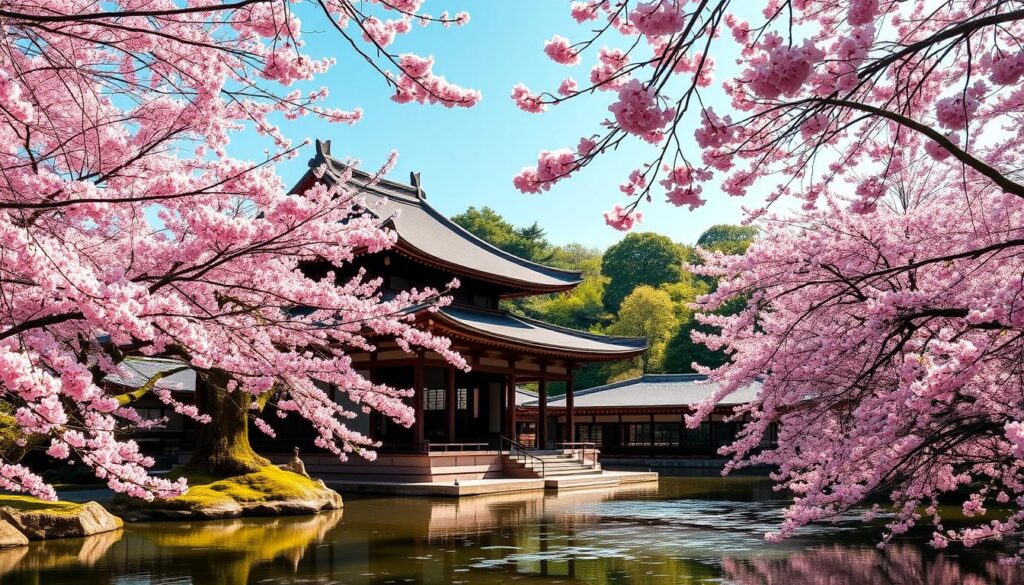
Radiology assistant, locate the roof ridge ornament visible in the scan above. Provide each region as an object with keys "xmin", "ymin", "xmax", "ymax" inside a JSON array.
[
  {"xmin": 410, "ymin": 171, "xmax": 425, "ymax": 199},
  {"xmin": 310, "ymin": 138, "xmax": 332, "ymax": 168}
]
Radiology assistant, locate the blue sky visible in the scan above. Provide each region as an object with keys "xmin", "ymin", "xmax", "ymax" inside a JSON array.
[{"xmin": 234, "ymin": 2, "xmax": 757, "ymax": 249}]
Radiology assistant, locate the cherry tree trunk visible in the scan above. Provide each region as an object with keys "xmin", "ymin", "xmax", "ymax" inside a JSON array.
[{"xmin": 182, "ymin": 370, "xmax": 270, "ymax": 477}]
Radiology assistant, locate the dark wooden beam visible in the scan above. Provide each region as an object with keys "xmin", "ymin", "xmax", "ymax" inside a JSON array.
[
  {"xmin": 537, "ymin": 363, "xmax": 548, "ymax": 449},
  {"xmin": 506, "ymin": 356, "xmax": 517, "ymax": 439},
  {"xmin": 446, "ymin": 365, "xmax": 456, "ymax": 442},
  {"xmin": 564, "ymin": 366, "xmax": 575, "ymax": 444},
  {"xmin": 413, "ymin": 351, "xmax": 425, "ymax": 446}
]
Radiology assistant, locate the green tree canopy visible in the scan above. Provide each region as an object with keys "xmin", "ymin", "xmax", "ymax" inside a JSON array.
[
  {"xmin": 606, "ymin": 285, "xmax": 678, "ymax": 373},
  {"xmin": 696, "ymin": 224, "xmax": 758, "ymax": 255},
  {"xmin": 523, "ymin": 273, "xmax": 607, "ymax": 330},
  {"xmin": 601, "ymin": 232, "xmax": 686, "ymax": 313},
  {"xmin": 450, "ymin": 206, "xmax": 554, "ymax": 264},
  {"xmin": 659, "ymin": 273, "xmax": 712, "ymax": 322}
]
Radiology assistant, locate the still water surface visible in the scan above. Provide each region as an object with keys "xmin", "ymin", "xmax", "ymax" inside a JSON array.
[{"xmin": 3, "ymin": 477, "xmax": 1021, "ymax": 584}]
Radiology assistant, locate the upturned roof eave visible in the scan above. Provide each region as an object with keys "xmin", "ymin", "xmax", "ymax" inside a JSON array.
[
  {"xmin": 426, "ymin": 307, "xmax": 648, "ymax": 362},
  {"xmin": 294, "ymin": 142, "xmax": 586, "ymax": 293}
]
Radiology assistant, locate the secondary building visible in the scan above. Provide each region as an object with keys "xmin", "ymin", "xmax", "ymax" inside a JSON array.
[{"xmin": 517, "ymin": 374, "xmax": 772, "ymax": 463}]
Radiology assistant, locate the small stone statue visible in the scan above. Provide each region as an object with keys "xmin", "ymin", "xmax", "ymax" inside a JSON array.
[{"xmin": 280, "ymin": 446, "xmax": 310, "ymax": 478}]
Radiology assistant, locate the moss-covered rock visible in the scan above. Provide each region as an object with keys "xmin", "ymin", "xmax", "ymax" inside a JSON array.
[
  {"xmin": 0, "ymin": 496, "xmax": 123, "ymax": 540},
  {"xmin": 118, "ymin": 466, "xmax": 342, "ymax": 521}
]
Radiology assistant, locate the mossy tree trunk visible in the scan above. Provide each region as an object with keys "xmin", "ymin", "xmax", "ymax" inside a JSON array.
[{"xmin": 182, "ymin": 370, "xmax": 270, "ymax": 478}]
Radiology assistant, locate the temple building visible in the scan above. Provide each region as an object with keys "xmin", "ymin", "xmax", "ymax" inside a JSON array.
[
  {"xmin": 294, "ymin": 140, "xmax": 648, "ymax": 456},
  {"xmin": 110, "ymin": 140, "xmax": 656, "ymax": 488}
]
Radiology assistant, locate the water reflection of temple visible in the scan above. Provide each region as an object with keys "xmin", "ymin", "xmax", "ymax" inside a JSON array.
[{"xmin": 8, "ymin": 480, "xmax": 1024, "ymax": 585}]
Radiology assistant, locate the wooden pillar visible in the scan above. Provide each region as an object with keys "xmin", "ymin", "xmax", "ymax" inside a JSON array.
[
  {"xmin": 505, "ymin": 358, "xmax": 517, "ymax": 439},
  {"xmin": 537, "ymin": 375, "xmax": 548, "ymax": 449},
  {"xmin": 446, "ymin": 366, "xmax": 456, "ymax": 442},
  {"xmin": 564, "ymin": 372, "xmax": 575, "ymax": 443},
  {"xmin": 413, "ymin": 352, "xmax": 425, "ymax": 446}
]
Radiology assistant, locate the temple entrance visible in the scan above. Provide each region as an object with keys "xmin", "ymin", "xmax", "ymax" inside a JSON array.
[
  {"xmin": 369, "ymin": 366, "xmax": 509, "ymax": 450},
  {"xmin": 452, "ymin": 371, "xmax": 504, "ymax": 446},
  {"xmin": 372, "ymin": 366, "xmax": 415, "ymax": 448}
]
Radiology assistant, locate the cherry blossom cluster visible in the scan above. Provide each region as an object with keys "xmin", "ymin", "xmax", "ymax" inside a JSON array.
[
  {"xmin": 509, "ymin": 0, "xmax": 1024, "ymax": 230},
  {"xmin": 0, "ymin": 0, "xmax": 476, "ymax": 500},
  {"xmin": 509, "ymin": 0, "xmax": 1024, "ymax": 558},
  {"xmin": 689, "ymin": 157, "xmax": 1024, "ymax": 558}
]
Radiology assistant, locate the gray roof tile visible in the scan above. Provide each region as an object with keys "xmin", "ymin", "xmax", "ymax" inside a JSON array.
[
  {"xmin": 104, "ymin": 358, "xmax": 196, "ymax": 393},
  {"xmin": 314, "ymin": 150, "xmax": 582, "ymax": 291},
  {"xmin": 525, "ymin": 374, "xmax": 760, "ymax": 408},
  {"xmin": 439, "ymin": 306, "xmax": 646, "ymax": 356}
]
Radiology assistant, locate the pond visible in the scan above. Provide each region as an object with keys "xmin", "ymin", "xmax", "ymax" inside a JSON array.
[{"xmin": 3, "ymin": 477, "xmax": 1021, "ymax": 584}]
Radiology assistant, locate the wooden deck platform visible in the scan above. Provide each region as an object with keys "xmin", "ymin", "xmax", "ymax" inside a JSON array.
[{"xmin": 325, "ymin": 469, "xmax": 658, "ymax": 497}]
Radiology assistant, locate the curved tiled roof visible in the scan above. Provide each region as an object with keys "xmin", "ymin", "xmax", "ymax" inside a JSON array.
[
  {"xmin": 306, "ymin": 141, "xmax": 582, "ymax": 293},
  {"xmin": 525, "ymin": 374, "xmax": 761, "ymax": 408},
  {"xmin": 103, "ymin": 358, "xmax": 196, "ymax": 393},
  {"xmin": 435, "ymin": 305, "xmax": 647, "ymax": 359}
]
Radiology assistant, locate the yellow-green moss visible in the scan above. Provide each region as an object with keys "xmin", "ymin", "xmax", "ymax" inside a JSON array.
[
  {"xmin": 161, "ymin": 466, "xmax": 326, "ymax": 511},
  {"xmin": 0, "ymin": 404, "xmax": 41, "ymax": 462},
  {"xmin": 0, "ymin": 495, "xmax": 84, "ymax": 517}
]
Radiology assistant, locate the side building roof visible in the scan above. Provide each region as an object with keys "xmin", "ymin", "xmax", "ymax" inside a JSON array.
[
  {"xmin": 523, "ymin": 374, "xmax": 761, "ymax": 409},
  {"xmin": 433, "ymin": 305, "xmax": 646, "ymax": 361},
  {"xmin": 298, "ymin": 139, "xmax": 582, "ymax": 296},
  {"xmin": 103, "ymin": 358, "xmax": 196, "ymax": 393}
]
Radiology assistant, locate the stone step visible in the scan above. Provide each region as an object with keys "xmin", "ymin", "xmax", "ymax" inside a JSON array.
[
  {"xmin": 538, "ymin": 468, "xmax": 605, "ymax": 477},
  {"xmin": 525, "ymin": 463, "xmax": 598, "ymax": 473},
  {"xmin": 524, "ymin": 461, "xmax": 589, "ymax": 469}
]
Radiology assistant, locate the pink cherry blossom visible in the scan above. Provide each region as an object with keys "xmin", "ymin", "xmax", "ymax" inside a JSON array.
[
  {"xmin": 924, "ymin": 132, "xmax": 961, "ymax": 161},
  {"xmin": 847, "ymin": 0, "xmax": 879, "ymax": 26},
  {"xmin": 630, "ymin": 1, "xmax": 686, "ymax": 38},
  {"xmin": 935, "ymin": 94, "xmax": 980, "ymax": 130},
  {"xmin": 603, "ymin": 204, "xmax": 642, "ymax": 230},
  {"xmin": 558, "ymin": 77, "xmax": 579, "ymax": 96},
  {"xmin": 512, "ymin": 2, "xmax": 1024, "ymax": 555},
  {"xmin": 571, "ymin": 2, "xmax": 600, "ymax": 23},
  {"xmin": 392, "ymin": 54, "xmax": 480, "ymax": 108},
  {"xmin": 746, "ymin": 34, "xmax": 824, "ymax": 99},
  {"xmin": 608, "ymin": 79, "xmax": 676, "ymax": 142},
  {"xmin": 544, "ymin": 35, "xmax": 580, "ymax": 66},
  {"xmin": 590, "ymin": 47, "xmax": 630, "ymax": 89},
  {"xmin": 988, "ymin": 51, "xmax": 1024, "ymax": 85},
  {"xmin": 513, "ymin": 148, "xmax": 577, "ymax": 193},
  {"xmin": 511, "ymin": 83, "xmax": 547, "ymax": 113},
  {"xmin": 619, "ymin": 168, "xmax": 648, "ymax": 196},
  {"xmin": 660, "ymin": 165, "xmax": 705, "ymax": 210},
  {"xmin": 694, "ymin": 108, "xmax": 736, "ymax": 149}
]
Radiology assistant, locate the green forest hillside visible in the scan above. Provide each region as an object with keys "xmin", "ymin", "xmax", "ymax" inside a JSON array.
[{"xmin": 450, "ymin": 207, "xmax": 756, "ymax": 391}]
